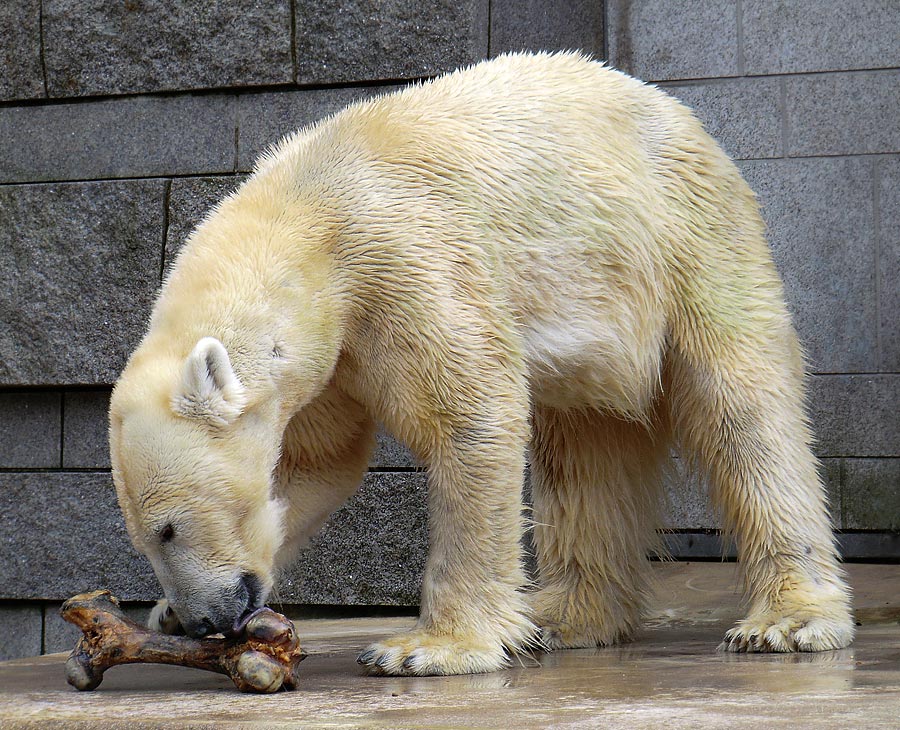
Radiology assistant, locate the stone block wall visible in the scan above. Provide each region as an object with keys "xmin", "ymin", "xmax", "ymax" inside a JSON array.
[{"xmin": 0, "ymin": 1, "xmax": 897, "ymax": 660}]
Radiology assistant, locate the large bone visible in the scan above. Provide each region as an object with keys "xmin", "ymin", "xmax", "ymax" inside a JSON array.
[{"xmin": 61, "ymin": 590, "xmax": 306, "ymax": 693}]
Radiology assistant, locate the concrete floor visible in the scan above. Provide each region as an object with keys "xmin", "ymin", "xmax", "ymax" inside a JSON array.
[{"xmin": 2, "ymin": 563, "xmax": 899, "ymax": 729}]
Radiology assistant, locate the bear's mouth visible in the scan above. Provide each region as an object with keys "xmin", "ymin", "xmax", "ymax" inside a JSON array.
[{"xmin": 228, "ymin": 606, "xmax": 269, "ymax": 638}]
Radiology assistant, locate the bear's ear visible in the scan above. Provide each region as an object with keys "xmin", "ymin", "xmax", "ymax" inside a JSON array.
[{"xmin": 171, "ymin": 337, "xmax": 248, "ymax": 426}]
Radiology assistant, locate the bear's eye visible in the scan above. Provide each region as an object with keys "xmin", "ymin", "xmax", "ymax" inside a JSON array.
[{"xmin": 159, "ymin": 524, "xmax": 175, "ymax": 543}]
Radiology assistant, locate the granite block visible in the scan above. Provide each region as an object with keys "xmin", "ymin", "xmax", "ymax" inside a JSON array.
[
  {"xmin": 237, "ymin": 87, "xmax": 393, "ymax": 171},
  {"xmin": 808, "ymin": 375, "xmax": 900, "ymax": 458},
  {"xmin": 165, "ymin": 176, "xmax": 246, "ymax": 275},
  {"xmin": 739, "ymin": 158, "xmax": 877, "ymax": 373},
  {"xmin": 63, "ymin": 390, "xmax": 112, "ymax": 469},
  {"xmin": 0, "ymin": 603, "xmax": 42, "ymax": 661},
  {"xmin": 43, "ymin": 0, "xmax": 292, "ymax": 97},
  {"xmin": 281, "ymin": 472, "xmax": 427, "ymax": 605},
  {"xmin": 43, "ymin": 601, "xmax": 153, "ymax": 655},
  {"xmin": 842, "ymin": 459, "xmax": 900, "ymax": 531},
  {"xmin": 878, "ymin": 157, "xmax": 900, "ymax": 371},
  {"xmin": 0, "ymin": 392, "xmax": 61, "ymax": 468},
  {"xmin": 664, "ymin": 78, "xmax": 782, "ymax": 160},
  {"xmin": 819, "ymin": 457, "xmax": 843, "ymax": 530},
  {"xmin": 743, "ymin": 1, "xmax": 900, "ymax": 75},
  {"xmin": 606, "ymin": 0, "xmax": 738, "ymax": 81},
  {"xmin": 0, "ymin": 181, "xmax": 165, "ymax": 385},
  {"xmin": 0, "ymin": 0, "xmax": 43, "ymax": 101},
  {"xmin": 0, "ymin": 95, "xmax": 236, "ymax": 184},
  {"xmin": 661, "ymin": 455, "xmax": 839, "ymax": 530},
  {"xmin": 295, "ymin": 0, "xmax": 489, "ymax": 84},
  {"xmin": 836, "ymin": 532, "xmax": 900, "ymax": 560},
  {"xmin": 489, "ymin": 0, "xmax": 604, "ymax": 57},
  {"xmin": 0, "ymin": 469, "xmax": 430, "ymax": 606},
  {"xmin": 661, "ymin": 458, "xmax": 716, "ymax": 530},
  {"xmin": 786, "ymin": 71, "xmax": 900, "ymax": 157},
  {"xmin": 0, "ymin": 472, "xmax": 159, "ymax": 601},
  {"xmin": 371, "ymin": 428, "xmax": 416, "ymax": 470}
]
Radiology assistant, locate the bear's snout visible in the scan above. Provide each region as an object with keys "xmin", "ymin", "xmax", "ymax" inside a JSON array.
[{"xmin": 176, "ymin": 571, "xmax": 266, "ymax": 639}]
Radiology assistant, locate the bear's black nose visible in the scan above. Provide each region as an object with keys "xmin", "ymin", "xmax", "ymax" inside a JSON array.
[{"xmin": 193, "ymin": 618, "xmax": 216, "ymax": 638}]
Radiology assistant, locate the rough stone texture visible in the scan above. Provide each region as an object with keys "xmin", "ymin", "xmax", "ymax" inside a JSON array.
[
  {"xmin": 43, "ymin": 601, "xmax": 153, "ymax": 655},
  {"xmin": 786, "ymin": 71, "xmax": 900, "ymax": 157},
  {"xmin": 739, "ymin": 158, "xmax": 877, "ymax": 373},
  {"xmin": 165, "ymin": 176, "xmax": 246, "ymax": 275},
  {"xmin": 371, "ymin": 428, "xmax": 416, "ymax": 469},
  {"xmin": 606, "ymin": 0, "xmax": 738, "ymax": 81},
  {"xmin": 0, "ymin": 181, "xmax": 165, "ymax": 385},
  {"xmin": 843, "ymin": 459, "xmax": 900, "ymax": 531},
  {"xmin": 237, "ymin": 87, "xmax": 394, "ymax": 171},
  {"xmin": 489, "ymin": 0, "xmax": 604, "ymax": 58},
  {"xmin": 661, "ymin": 458, "xmax": 715, "ymax": 530},
  {"xmin": 660, "ymin": 456, "xmax": 840, "ymax": 530},
  {"xmin": 281, "ymin": 472, "xmax": 427, "ymax": 605},
  {"xmin": 878, "ymin": 157, "xmax": 900, "ymax": 371},
  {"xmin": 63, "ymin": 390, "xmax": 112, "ymax": 469},
  {"xmin": 0, "ymin": 470, "xmax": 428, "ymax": 605},
  {"xmin": 43, "ymin": 0, "xmax": 292, "ymax": 97},
  {"xmin": 820, "ymin": 458, "xmax": 844, "ymax": 530},
  {"xmin": 808, "ymin": 375, "xmax": 900, "ymax": 458},
  {"xmin": 664, "ymin": 78, "xmax": 782, "ymax": 160},
  {"xmin": 0, "ymin": 0, "xmax": 43, "ymax": 101},
  {"xmin": 0, "ymin": 603, "xmax": 42, "ymax": 661},
  {"xmin": 295, "ymin": 0, "xmax": 489, "ymax": 84},
  {"xmin": 743, "ymin": 1, "xmax": 900, "ymax": 75},
  {"xmin": 0, "ymin": 95, "xmax": 236, "ymax": 184},
  {"xmin": 0, "ymin": 472, "xmax": 159, "ymax": 601},
  {"xmin": 0, "ymin": 392, "xmax": 61, "ymax": 468}
]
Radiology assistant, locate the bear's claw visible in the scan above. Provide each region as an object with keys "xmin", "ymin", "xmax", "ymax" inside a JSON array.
[
  {"xmin": 718, "ymin": 610, "xmax": 854, "ymax": 654},
  {"xmin": 357, "ymin": 629, "xmax": 511, "ymax": 676}
]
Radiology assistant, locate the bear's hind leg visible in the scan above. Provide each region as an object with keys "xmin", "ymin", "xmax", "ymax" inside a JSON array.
[
  {"xmin": 667, "ymin": 319, "xmax": 854, "ymax": 653},
  {"xmin": 530, "ymin": 407, "xmax": 667, "ymax": 649}
]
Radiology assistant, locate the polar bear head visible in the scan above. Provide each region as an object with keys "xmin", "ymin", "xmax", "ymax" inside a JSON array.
[{"xmin": 109, "ymin": 337, "xmax": 285, "ymax": 637}]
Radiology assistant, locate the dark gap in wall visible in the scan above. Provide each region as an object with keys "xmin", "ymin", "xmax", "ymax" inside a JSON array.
[
  {"xmin": 58, "ymin": 390, "xmax": 64, "ymax": 468},
  {"xmin": 4, "ymin": 62, "xmax": 900, "ymax": 113},
  {"xmin": 268, "ymin": 603, "xmax": 419, "ymax": 620},
  {"xmin": 486, "ymin": 0, "xmax": 492, "ymax": 57},
  {"xmin": 160, "ymin": 179, "xmax": 172, "ymax": 283},
  {"xmin": 366, "ymin": 466, "xmax": 425, "ymax": 474},
  {"xmin": 6, "ymin": 155, "xmax": 896, "ymax": 191},
  {"xmin": 809, "ymin": 371, "xmax": 900, "ymax": 376},
  {"xmin": 40, "ymin": 603, "xmax": 47, "ymax": 655},
  {"xmin": 0, "ymin": 467, "xmax": 112, "ymax": 474},
  {"xmin": 0, "ymin": 171, "xmax": 242, "ymax": 188},
  {"xmin": 38, "ymin": 0, "xmax": 48, "ymax": 98},
  {"xmin": 0, "ymin": 76, "xmax": 426, "ymax": 111},
  {"xmin": 0, "ymin": 385, "xmax": 114, "ymax": 394}
]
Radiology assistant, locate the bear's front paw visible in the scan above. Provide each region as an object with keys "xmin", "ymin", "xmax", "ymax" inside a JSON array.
[
  {"xmin": 719, "ymin": 605, "xmax": 854, "ymax": 653},
  {"xmin": 147, "ymin": 599, "xmax": 184, "ymax": 635},
  {"xmin": 357, "ymin": 629, "xmax": 513, "ymax": 676}
]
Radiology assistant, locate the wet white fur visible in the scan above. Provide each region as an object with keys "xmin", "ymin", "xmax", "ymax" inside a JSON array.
[{"xmin": 110, "ymin": 52, "xmax": 853, "ymax": 674}]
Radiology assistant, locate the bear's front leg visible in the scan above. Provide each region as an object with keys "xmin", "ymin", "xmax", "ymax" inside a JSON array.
[{"xmin": 357, "ymin": 402, "xmax": 536, "ymax": 676}]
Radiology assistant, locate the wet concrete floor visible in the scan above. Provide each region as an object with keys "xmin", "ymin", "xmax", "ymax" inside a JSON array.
[{"xmin": 2, "ymin": 562, "xmax": 899, "ymax": 729}]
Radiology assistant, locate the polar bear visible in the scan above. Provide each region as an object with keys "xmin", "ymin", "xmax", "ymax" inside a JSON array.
[{"xmin": 109, "ymin": 52, "xmax": 853, "ymax": 676}]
